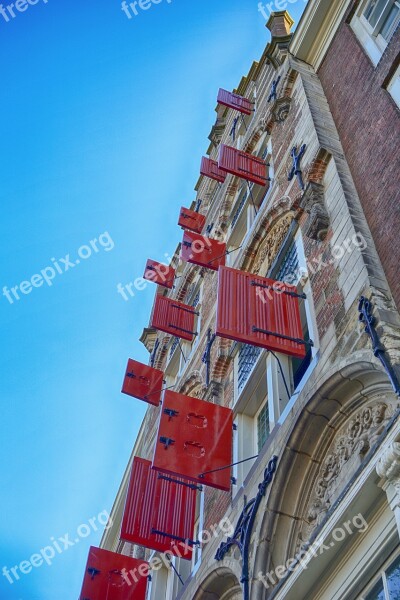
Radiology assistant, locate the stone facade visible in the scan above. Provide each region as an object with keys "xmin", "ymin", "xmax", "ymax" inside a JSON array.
[{"xmin": 101, "ymin": 4, "xmax": 400, "ymax": 600}]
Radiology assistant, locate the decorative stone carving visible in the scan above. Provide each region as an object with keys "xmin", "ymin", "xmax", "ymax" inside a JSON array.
[
  {"xmin": 299, "ymin": 401, "xmax": 395, "ymax": 548},
  {"xmin": 271, "ymin": 96, "xmax": 292, "ymax": 123},
  {"xmin": 253, "ymin": 213, "xmax": 293, "ymax": 275},
  {"xmin": 300, "ymin": 181, "xmax": 329, "ymax": 240},
  {"xmin": 377, "ymin": 442, "xmax": 400, "ymax": 487}
]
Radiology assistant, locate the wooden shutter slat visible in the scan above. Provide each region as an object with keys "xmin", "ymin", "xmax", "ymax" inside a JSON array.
[
  {"xmin": 217, "ymin": 88, "xmax": 253, "ymax": 115},
  {"xmin": 200, "ymin": 156, "xmax": 227, "ymax": 183},
  {"xmin": 216, "ymin": 266, "xmax": 306, "ymax": 358},
  {"xmin": 121, "ymin": 458, "xmax": 197, "ymax": 561},
  {"xmin": 151, "ymin": 295, "xmax": 197, "ymax": 342},
  {"xmin": 218, "ymin": 144, "xmax": 270, "ymax": 187}
]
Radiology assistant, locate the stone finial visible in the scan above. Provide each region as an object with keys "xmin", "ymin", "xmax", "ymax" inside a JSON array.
[{"xmin": 266, "ymin": 10, "xmax": 295, "ymax": 38}]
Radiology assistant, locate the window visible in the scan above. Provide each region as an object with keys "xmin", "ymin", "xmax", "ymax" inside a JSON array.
[
  {"xmin": 256, "ymin": 401, "xmax": 270, "ymax": 452},
  {"xmin": 269, "ymin": 232, "xmax": 313, "ymax": 396},
  {"xmin": 191, "ymin": 490, "xmax": 204, "ymax": 572},
  {"xmin": 386, "ymin": 62, "xmax": 400, "ymax": 108},
  {"xmin": 237, "ymin": 344, "xmax": 262, "ymax": 393},
  {"xmin": 227, "ymin": 139, "xmax": 273, "ymax": 267},
  {"xmin": 233, "ymin": 350, "xmax": 268, "ymax": 488},
  {"xmin": 351, "ymin": 0, "xmax": 400, "ymax": 65},
  {"xmin": 362, "ymin": 553, "xmax": 400, "ymax": 599}
]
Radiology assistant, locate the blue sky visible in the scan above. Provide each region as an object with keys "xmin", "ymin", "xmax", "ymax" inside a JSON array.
[{"xmin": 0, "ymin": 0, "xmax": 306, "ymax": 598}]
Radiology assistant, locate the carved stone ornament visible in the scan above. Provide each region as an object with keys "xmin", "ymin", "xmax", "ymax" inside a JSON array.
[
  {"xmin": 300, "ymin": 181, "xmax": 329, "ymax": 241},
  {"xmin": 376, "ymin": 442, "xmax": 400, "ymax": 488},
  {"xmin": 271, "ymin": 96, "xmax": 292, "ymax": 123},
  {"xmin": 253, "ymin": 213, "xmax": 294, "ymax": 275},
  {"xmin": 298, "ymin": 401, "xmax": 396, "ymax": 548}
]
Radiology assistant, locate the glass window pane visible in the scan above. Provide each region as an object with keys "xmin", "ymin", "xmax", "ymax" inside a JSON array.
[
  {"xmin": 364, "ymin": 0, "xmax": 389, "ymax": 26},
  {"xmin": 386, "ymin": 554, "xmax": 400, "ymax": 598},
  {"xmin": 257, "ymin": 403, "xmax": 269, "ymax": 452},
  {"xmin": 365, "ymin": 577, "xmax": 386, "ymax": 600},
  {"xmin": 380, "ymin": 4, "xmax": 400, "ymax": 39}
]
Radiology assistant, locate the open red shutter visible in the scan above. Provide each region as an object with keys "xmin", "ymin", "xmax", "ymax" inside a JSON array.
[
  {"xmin": 144, "ymin": 259, "xmax": 175, "ymax": 289},
  {"xmin": 121, "ymin": 457, "xmax": 197, "ymax": 561},
  {"xmin": 200, "ymin": 157, "xmax": 227, "ymax": 183},
  {"xmin": 79, "ymin": 546, "xmax": 148, "ymax": 600},
  {"xmin": 178, "ymin": 207, "xmax": 206, "ymax": 234},
  {"xmin": 181, "ymin": 231, "xmax": 226, "ymax": 271},
  {"xmin": 151, "ymin": 295, "xmax": 197, "ymax": 342},
  {"xmin": 216, "ymin": 266, "xmax": 307, "ymax": 358},
  {"xmin": 217, "ymin": 88, "xmax": 253, "ymax": 115},
  {"xmin": 218, "ymin": 144, "xmax": 270, "ymax": 187},
  {"xmin": 152, "ymin": 391, "xmax": 233, "ymax": 491},
  {"xmin": 121, "ymin": 359, "xmax": 164, "ymax": 407}
]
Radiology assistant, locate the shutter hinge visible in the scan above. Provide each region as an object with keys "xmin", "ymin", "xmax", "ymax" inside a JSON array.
[
  {"xmin": 87, "ymin": 567, "xmax": 101, "ymax": 580},
  {"xmin": 159, "ymin": 436, "xmax": 175, "ymax": 449},
  {"xmin": 163, "ymin": 408, "xmax": 179, "ymax": 419}
]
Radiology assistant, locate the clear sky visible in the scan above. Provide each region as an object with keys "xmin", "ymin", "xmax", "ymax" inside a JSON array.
[{"xmin": 0, "ymin": 0, "xmax": 306, "ymax": 598}]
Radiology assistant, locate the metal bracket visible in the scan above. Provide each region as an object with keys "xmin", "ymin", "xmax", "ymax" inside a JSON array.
[
  {"xmin": 202, "ymin": 328, "xmax": 217, "ymax": 386},
  {"xmin": 171, "ymin": 304, "xmax": 199, "ymax": 316},
  {"xmin": 251, "ymin": 280, "xmax": 307, "ymax": 299},
  {"xmin": 151, "ymin": 529, "xmax": 201, "ymax": 546},
  {"xmin": 159, "ymin": 436, "xmax": 175, "ymax": 449},
  {"xmin": 215, "ymin": 456, "xmax": 278, "ymax": 600},
  {"xmin": 359, "ymin": 296, "xmax": 400, "ymax": 396},
  {"xmin": 87, "ymin": 567, "xmax": 101, "ymax": 580},
  {"xmin": 157, "ymin": 474, "xmax": 203, "ymax": 491},
  {"xmin": 288, "ymin": 144, "xmax": 307, "ymax": 190},
  {"xmin": 268, "ymin": 76, "xmax": 281, "ymax": 103},
  {"xmin": 163, "ymin": 408, "xmax": 179, "ymax": 419},
  {"xmin": 168, "ymin": 323, "xmax": 198, "ymax": 337},
  {"xmin": 252, "ymin": 326, "xmax": 314, "ymax": 347}
]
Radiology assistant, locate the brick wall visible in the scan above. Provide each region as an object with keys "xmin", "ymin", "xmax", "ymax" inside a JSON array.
[{"xmin": 318, "ymin": 6, "xmax": 400, "ymax": 308}]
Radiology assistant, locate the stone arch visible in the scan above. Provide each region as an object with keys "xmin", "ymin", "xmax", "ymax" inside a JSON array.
[
  {"xmin": 193, "ymin": 564, "xmax": 242, "ymax": 600},
  {"xmin": 251, "ymin": 354, "xmax": 399, "ymax": 598},
  {"xmin": 239, "ymin": 201, "xmax": 299, "ymax": 275},
  {"xmin": 178, "ymin": 370, "xmax": 206, "ymax": 398}
]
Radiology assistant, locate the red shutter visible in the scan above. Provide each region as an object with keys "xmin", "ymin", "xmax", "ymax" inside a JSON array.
[
  {"xmin": 121, "ymin": 457, "xmax": 197, "ymax": 561},
  {"xmin": 181, "ymin": 231, "xmax": 226, "ymax": 271},
  {"xmin": 144, "ymin": 259, "xmax": 175, "ymax": 289},
  {"xmin": 216, "ymin": 266, "xmax": 307, "ymax": 358},
  {"xmin": 200, "ymin": 157, "xmax": 227, "ymax": 183},
  {"xmin": 217, "ymin": 88, "xmax": 253, "ymax": 115},
  {"xmin": 152, "ymin": 391, "xmax": 233, "ymax": 492},
  {"xmin": 121, "ymin": 359, "xmax": 164, "ymax": 407},
  {"xmin": 79, "ymin": 546, "xmax": 148, "ymax": 600},
  {"xmin": 151, "ymin": 295, "xmax": 197, "ymax": 342},
  {"xmin": 178, "ymin": 206, "xmax": 206, "ymax": 234},
  {"xmin": 218, "ymin": 144, "xmax": 270, "ymax": 187}
]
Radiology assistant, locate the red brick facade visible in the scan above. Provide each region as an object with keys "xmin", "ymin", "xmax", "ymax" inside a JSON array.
[{"xmin": 318, "ymin": 3, "xmax": 400, "ymax": 308}]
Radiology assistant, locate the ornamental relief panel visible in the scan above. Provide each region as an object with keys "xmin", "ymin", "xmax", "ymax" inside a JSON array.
[
  {"xmin": 297, "ymin": 398, "xmax": 397, "ymax": 550},
  {"xmin": 252, "ymin": 212, "xmax": 294, "ymax": 275}
]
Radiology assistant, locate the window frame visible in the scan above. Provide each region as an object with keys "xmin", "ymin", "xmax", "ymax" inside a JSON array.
[{"xmin": 351, "ymin": 0, "xmax": 400, "ymax": 66}]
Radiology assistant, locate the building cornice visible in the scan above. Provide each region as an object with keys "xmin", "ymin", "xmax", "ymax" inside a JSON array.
[{"xmin": 290, "ymin": 0, "xmax": 352, "ymax": 70}]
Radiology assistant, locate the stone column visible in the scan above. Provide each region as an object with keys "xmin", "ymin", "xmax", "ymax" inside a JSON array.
[{"xmin": 376, "ymin": 441, "xmax": 400, "ymax": 538}]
